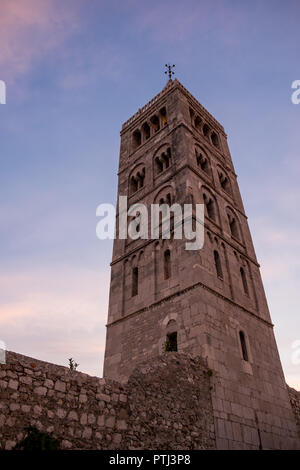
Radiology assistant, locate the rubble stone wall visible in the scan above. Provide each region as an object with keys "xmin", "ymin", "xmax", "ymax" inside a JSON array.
[
  {"xmin": 0, "ymin": 351, "xmax": 215, "ymax": 450},
  {"xmin": 288, "ymin": 386, "xmax": 300, "ymax": 439}
]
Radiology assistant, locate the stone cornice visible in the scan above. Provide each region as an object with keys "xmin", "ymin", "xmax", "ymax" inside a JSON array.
[
  {"xmin": 121, "ymin": 79, "xmax": 225, "ymax": 136},
  {"xmin": 106, "ymin": 278, "xmax": 272, "ymax": 329}
]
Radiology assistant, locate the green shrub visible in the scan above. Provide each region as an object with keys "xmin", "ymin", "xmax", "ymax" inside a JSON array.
[{"xmin": 68, "ymin": 358, "xmax": 79, "ymax": 371}]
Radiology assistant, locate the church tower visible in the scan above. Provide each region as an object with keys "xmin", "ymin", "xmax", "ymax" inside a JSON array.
[{"xmin": 103, "ymin": 78, "xmax": 299, "ymax": 449}]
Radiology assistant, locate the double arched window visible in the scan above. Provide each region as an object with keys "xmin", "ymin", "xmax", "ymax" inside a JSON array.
[
  {"xmin": 129, "ymin": 166, "xmax": 146, "ymax": 195},
  {"xmin": 189, "ymin": 108, "xmax": 220, "ymax": 148},
  {"xmin": 155, "ymin": 147, "xmax": 171, "ymax": 175},
  {"xmin": 131, "ymin": 108, "xmax": 168, "ymax": 150},
  {"xmin": 195, "ymin": 147, "xmax": 210, "ymax": 175},
  {"xmin": 218, "ymin": 168, "xmax": 231, "ymax": 194}
]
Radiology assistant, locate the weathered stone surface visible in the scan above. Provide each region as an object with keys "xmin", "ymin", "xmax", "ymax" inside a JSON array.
[
  {"xmin": 20, "ymin": 376, "xmax": 32, "ymax": 385},
  {"xmin": 68, "ymin": 411, "xmax": 78, "ymax": 421},
  {"xmin": 56, "ymin": 408, "xmax": 66, "ymax": 419},
  {"xmin": 102, "ymin": 79, "xmax": 300, "ymax": 451},
  {"xmin": 21, "ymin": 405, "xmax": 31, "ymax": 413},
  {"xmin": 0, "ymin": 349, "xmax": 299, "ymax": 450},
  {"xmin": 33, "ymin": 405, "xmax": 42, "ymax": 416},
  {"xmin": 44, "ymin": 379, "xmax": 54, "ymax": 389},
  {"xmin": 8, "ymin": 379, "xmax": 18, "ymax": 390},
  {"xmin": 0, "ymin": 351, "xmax": 216, "ymax": 450},
  {"xmin": 80, "ymin": 413, "xmax": 87, "ymax": 425},
  {"xmin": 34, "ymin": 386, "xmax": 47, "ymax": 396},
  {"xmin": 54, "ymin": 381, "xmax": 66, "ymax": 393},
  {"xmin": 288, "ymin": 386, "xmax": 300, "ymax": 440},
  {"xmin": 116, "ymin": 419, "xmax": 127, "ymax": 431},
  {"xmin": 9, "ymin": 404, "xmax": 19, "ymax": 412}
]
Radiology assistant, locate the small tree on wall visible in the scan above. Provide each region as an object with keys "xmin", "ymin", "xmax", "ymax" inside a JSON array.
[{"xmin": 68, "ymin": 358, "xmax": 79, "ymax": 371}]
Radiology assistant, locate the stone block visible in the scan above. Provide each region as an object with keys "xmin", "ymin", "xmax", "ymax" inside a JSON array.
[{"xmin": 55, "ymin": 380, "xmax": 66, "ymax": 393}]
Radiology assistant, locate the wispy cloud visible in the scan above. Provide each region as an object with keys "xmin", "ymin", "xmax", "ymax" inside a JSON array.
[
  {"xmin": 0, "ymin": 0, "xmax": 80, "ymax": 82},
  {"xmin": 58, "ymin": 43, "xmax": 128, "ymax": 89},
  {"xmin": 249, "ymin": 212, "xmax": 300, "ymax": 390},
  {"xmin": 0, "ymin": 266, "xmax": 109, "ymax": 376},
  {"xmin": 0, "ymin": 0, "xmax": 128, "ymax": 91},
  {"xmin": 127, "ymin": 0, "xmax": 248, "ymax": 46}
]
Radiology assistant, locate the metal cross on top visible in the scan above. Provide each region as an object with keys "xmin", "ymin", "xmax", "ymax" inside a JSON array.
[{"xmin": 165, "ymin": 63, "xmax": 175, "ymax": 80}]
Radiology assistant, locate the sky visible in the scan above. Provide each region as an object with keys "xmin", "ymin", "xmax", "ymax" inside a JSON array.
[{"xmin": 0, "ymin": 0, "xmax": 299, "ymax": 387}]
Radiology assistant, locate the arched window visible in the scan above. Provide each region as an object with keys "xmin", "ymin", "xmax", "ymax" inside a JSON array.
[
  {"xmin": 130, "ymin": 167, "xmax": 145, "ymax": 194},
  {"xmin": 160, "ymin": 107, "xmax": 167, "ymax": 126},
  {"xmin": 130, "ymin": 176, "xmax": 138, "ymax": 194},
  {"xmin": 240, "ymin": 267, "xmax": 249, "ymax": 295},
  {"xmin": 132, "ymin": 267, "xmax": 138, "ymax": 297},
  {"xmin": 239, "ymin": 331, "xmax": 249, "ymax": 361},
  {"xmin": 155, "ymin": 156, "xmax": 163, "ymax": 174},
  {"xmin": 227, "ymin": 212, "xmax": 239, "ymax": 239},
  {"xmin": 218, "ymin": 170, "xmax": 231, "ymax": 193},
  {"xmin": 150, "ymin": 115, "xmax": 160, "ymax": 132},
  {"xmin": 214, "ymin": 250, "xmax": 223, "ymax": 278},
  {"xmin": 206, "ymin": 199, "xmax": 215, "ymax": 220},
  {"xmin": 189, "ymin": 107, "xmax": 195, "ymax": 125},
  {"xmin": 164, "ymin": 249, "xmax": 171, "ymax": 279},
  {"xmin": 131, "ymin": 213, "xmax": 140, "ymax": 233},
  {"xmin": 142, "ymin": 122, "xmax": 150, "ymax": 140},
  {"xmin": 203, "ymin": 193, "xmax": 216, "ymax": 221},
  {"xmin": 132, "ymin": 129, "xmax": 141, "ymax": 149},
  {"xmin": 136, "ymin": 168, "xmax": 145, "ymax": 189},
  {"xmin": 165, "ymin": 331, "xmax": 177, "ymax": 352},
  {"xmin": 194, "ymin": 116, "xmax": 202, "ymax": 131},
  {"xmin": 203, "ymin": 123, "xmax": 210, "ymax": 137},
  {"xmin": 155, "ymin": 148, "xmax": 171, "ymax": 175},
  {"xmin": 211, "ymin": 131, "xmax": 219, "ymax": 148},
  {"xmin": 162, "ymin": 149, "xmax": 171, "ymax": 168},
  {"xmin": 196, "ymin": 149, "xmax": 210, "ymax": 174}
]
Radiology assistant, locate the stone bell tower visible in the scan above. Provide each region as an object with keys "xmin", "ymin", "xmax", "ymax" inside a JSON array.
[{"xmin": 103, "ymin": 78, "xmax": 299, "ymax": 449}]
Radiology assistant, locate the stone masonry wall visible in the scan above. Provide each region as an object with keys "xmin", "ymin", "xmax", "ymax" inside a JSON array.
[
  {"xmin": 0, "ymin": 351, "xmax": 215, "ymax": 450},
  {"xmin": 288, "ymin": 386, "xmax": 300, "ymax": 439}
]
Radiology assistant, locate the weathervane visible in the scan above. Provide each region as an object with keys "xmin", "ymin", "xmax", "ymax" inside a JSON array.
[{"xmin": 165, "ymin": 63, "xmax": 175, "ymax": 80}]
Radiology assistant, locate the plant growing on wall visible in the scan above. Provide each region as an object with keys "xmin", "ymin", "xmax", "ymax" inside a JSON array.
[
  {"xmin": 14, "ymin": 426, "xmax": 60, "ymax": 450},
  {"xmin": 164, "ymin": 332, "xmax": 178, "ymax": 352},
  {"xmin": 164, "ymin": 339, "xmax": 177, "ymax": 352},
  {"xmin": 68, "ymin": 358, "xmax": 79, "ymax": 370}
]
